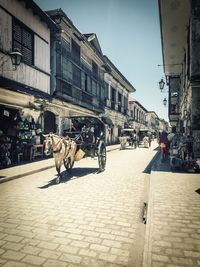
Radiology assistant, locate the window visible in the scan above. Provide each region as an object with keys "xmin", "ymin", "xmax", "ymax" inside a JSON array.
[
  {"xmin": 71, "ymin": 39, "xmax": 80, "ymax": 65},
  {"xmin": 73, "ymin": 64, "xmax": 81, "ymax": 88},
  {"xmin": 92, "ymin": 79, "xmax": 97, "ymax": 95},
  {"xmin": 62, "ymin": 39, "xmax": 70, "ymax": 57},
  {"xmin": 13, "ymin": 18, "xmax": 34, "ymax": 65},
  {"xmin": 63, "ymin": 58, "xmax": 72, "ymax": 81},
  {"xmin": 81, "ymin": 72, "xmax": 89, "ymax": 92},
  {"xmin": 124, "ymin": 96, "xmax": 128, "ymax": 109},
  {"xmin": 100, "ymin": 85, "xmax": 105, "ymax": 100},
  {"xmin": 104, "ymin": 82, "xmax": 109, "ymax": 99},
  {"xmin": 62, "ymin": 39, "xmax": 72, "ymax": 81},
  {"xmin": 111, "ymin": 87, "xmax": 116, "ymax": 102},
  {"xmin": 92, "ymin": 61, "xmax": 98, "ymax": 78},
  {"xmin": 84, "ymin": 73, "xmax": 88, "ymax": 92},
  {"xmin": 118, "ymin": 92, "xmax": 122, "ymax": 105}
]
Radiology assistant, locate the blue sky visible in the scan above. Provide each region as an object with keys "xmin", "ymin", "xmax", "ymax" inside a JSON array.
[{"xmin": 35, "ymin": 0, "xmax": 168, "ymax": 121}]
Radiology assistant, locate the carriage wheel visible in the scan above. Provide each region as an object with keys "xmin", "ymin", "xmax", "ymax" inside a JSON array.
[{"xmin": 98, "ymin": 143, "xmax": 106, "ymax": 171}]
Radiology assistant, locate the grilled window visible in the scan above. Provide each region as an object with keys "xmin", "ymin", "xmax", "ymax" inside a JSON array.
[{"xmin": 13, "ymin": 18, "xmax": 34, "ymax": 66}]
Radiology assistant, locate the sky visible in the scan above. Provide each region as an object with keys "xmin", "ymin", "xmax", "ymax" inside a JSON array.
[{"xmin": 35, "ymin": 0, "xmax": 168, "ymax": 121}]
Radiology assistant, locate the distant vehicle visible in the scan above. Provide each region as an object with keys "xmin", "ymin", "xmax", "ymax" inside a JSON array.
[
  {"xmin": 119, "ymin": 128, "xmax": 136, "ymax": 149},
  {"xmin": 138, "ymin": 129, "xmax": 151, "ymax": 148}
]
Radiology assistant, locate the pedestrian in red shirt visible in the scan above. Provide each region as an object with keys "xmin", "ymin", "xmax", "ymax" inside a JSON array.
[{"xmin": 158, "ymin": 130, "xmax": 168, "ymax": 161}]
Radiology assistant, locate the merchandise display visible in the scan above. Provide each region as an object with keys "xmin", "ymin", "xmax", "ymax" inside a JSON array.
[{"xmin": 0, "ymin": 106, "xmax": 43, "ymax": 169}]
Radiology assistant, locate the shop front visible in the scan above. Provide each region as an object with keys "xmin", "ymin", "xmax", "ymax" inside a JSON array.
[{"xmin": 0, "ymin": 104, "xmax": 44, "ymax": 169}]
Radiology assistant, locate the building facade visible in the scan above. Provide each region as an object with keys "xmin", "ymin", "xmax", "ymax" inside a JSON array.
[
  {"xmin": 146, "ymin": 111, "xmax": 159, "ymax": 134},
  {"xmin": 0, "ymin": 1, "xmax": 137, "ymax": 168},
  {"xmin": 159, "ymin": 0, "xmax": 200, "ymax": 158},
  {"xmin": 0, "ymin": 0, "xmax": 56, "ymax": 168},
  {"xmin": 103, "ymin": 56, "xmax": 135, "ymax": 144},
  {"xmin": 128, "ymin": 97, "xmax": 148, "ymax": 132},
  {"xmin": 45, "ymin": 9, "xmax": 108, "ymax": 135}
]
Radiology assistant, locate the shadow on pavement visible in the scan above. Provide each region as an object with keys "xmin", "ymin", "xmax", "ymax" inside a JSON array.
[
  {"xmin": 151, "ymin": 156, "xmax": 171, "ymax": 172},
  {"xmin": 195, "ymin": 188, "xmax": 200, "ymax": 195},
  {"xmin": 143, "ymin": 151, "xmax": 160, "ymax": 174},
  {"xmin": 38, "ymin": 167, "xmax": 99, "ymax": 189},
  {"xmin": 151, "ymin": 155, "xmax": 199, "ymax": 174}
]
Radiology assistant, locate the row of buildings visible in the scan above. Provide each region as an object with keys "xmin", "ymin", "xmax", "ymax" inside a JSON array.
[
  {"xmin": 0, "ymin": 0, "xmax": 166, "ymax": 167},
  {"xmin": 158, "ymin": 0, "xmax": 200, "ymax": 158}
]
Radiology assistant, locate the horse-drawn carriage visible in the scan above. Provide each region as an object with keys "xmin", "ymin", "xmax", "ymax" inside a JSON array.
[
  {"xmin": 138, "ymin": 129, "xmax": 151, "ymax": 148},
  {"xmin": 119, "ymin": 128, "xmax": 136, "ymax": 150},
  {"xmin": 44, "ymin": 115, "xmax": 106, "ymax": 183}
]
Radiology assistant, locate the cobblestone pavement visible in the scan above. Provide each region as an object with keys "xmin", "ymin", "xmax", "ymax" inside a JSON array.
[
  {"xmin": 0, "ymin": 142, "xmax": 158, "ymax": 267},
  {"xmin": 143, "ymin": 158, "xmax": 200, "ymax": 267}
]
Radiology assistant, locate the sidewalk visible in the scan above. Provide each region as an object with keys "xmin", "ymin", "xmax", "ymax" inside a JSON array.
[
  {"xmin": 143, "ymin": 155, "xmax": 200, "ymax": 266},
  {"xmin": 0, "ymin": 143, "xmax": 120, "ymax": 184}
]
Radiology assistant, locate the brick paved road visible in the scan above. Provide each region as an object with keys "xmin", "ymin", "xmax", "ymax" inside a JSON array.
[{"xmin": 0, "ymin": 143, "xmax": 158, "ymax": 267}]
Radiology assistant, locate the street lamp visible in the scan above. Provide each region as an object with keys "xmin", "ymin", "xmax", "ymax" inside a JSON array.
[
  {"xmin": 163, "ymin": 98, "xmax": 167, "ymax": 106},
  {"xmin": 159, "ymin": 78, "xmax": 165, "ymax": 91},
  {"xmin": 0, "ymin": 48, "xmax": 22, "ymax": 70},
  {"xmin": 9, "ymin": 48, "xmax": 22, "ymax": 69}
]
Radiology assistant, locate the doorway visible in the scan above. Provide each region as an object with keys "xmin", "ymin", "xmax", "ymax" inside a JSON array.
[{"xmin": 43, "ymin": 111, "xmax": 56, "ymax": 134}]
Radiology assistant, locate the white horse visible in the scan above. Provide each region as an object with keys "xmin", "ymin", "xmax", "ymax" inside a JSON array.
[{"xmin": 43, "ymin": 133, "xmax": 77, "ymax": 183}]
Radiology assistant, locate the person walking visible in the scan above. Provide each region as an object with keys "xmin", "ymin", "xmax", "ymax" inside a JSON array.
[
  {"xmin": 158, "ymin": 130, "xmax": 168, "ymax": 161},
  {"xmin": 148, "ymin": 132, "xmax": 152, "ymax": 148}
]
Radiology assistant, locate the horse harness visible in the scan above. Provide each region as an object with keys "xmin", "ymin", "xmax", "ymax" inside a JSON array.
[
  {"xmin": 50, "ymin": 136, "xmax": 62, "ymax": 154},
  {"xmin": 51, "ymin": 135, "xmax": 73, "ymax": 157}
]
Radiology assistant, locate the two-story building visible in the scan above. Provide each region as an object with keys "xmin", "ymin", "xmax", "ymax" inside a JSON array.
[
  {"xmin": 47, "ymin": 8, "xmax": 136, "ymax": 143},
  {"xmin": 147, "ymin": 111, "xmax": 159, "ymax": 134},
  {"xmin": 46, "ymin": 9, "xmax": 110, "ymax": 135},
  {"xmin": 128, "ymin": 97, "xmax": 148, "ymax": 132},
  {"xmin": 0, "ymin": 0, "xmax": 56, "ymax": 167},
  {"xmin": 103, "ymin": 56, "xmax": 135, "ymax": 144}
]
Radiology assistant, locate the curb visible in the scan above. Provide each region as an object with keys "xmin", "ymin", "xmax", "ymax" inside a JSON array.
[
  {"xmin": 142, "ymin": 150, "xmax": 160, "ymax": 267},
  {"xmin": 0, "ymin": 164, "xmax": 55, "ymax": 184},
  {"xmin": 142, "ymin": 166, "xmax": 154, "ymax": 267},
  {"xmin": 0, "ymin": 145, "xmax": 119, "ymax": 184}
]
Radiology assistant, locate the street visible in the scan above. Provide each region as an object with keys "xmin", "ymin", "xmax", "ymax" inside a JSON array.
[{"xmin": 0, "ymin": 142, "xmax": 158, "ymax": 267}]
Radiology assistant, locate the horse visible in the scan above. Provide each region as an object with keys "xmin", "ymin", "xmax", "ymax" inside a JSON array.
[{"xmin": 43, "ymin": 133, "xmax": 77, "ymax": 183}]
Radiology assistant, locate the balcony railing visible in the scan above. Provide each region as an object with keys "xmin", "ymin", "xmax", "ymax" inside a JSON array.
[
  {"xmin": 82, "ymin": 91, "xmax": 93, "ymax": 105},
  {"xmin": 57, "ymin": 79, "xmax": 104, "ymax": 112}
]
